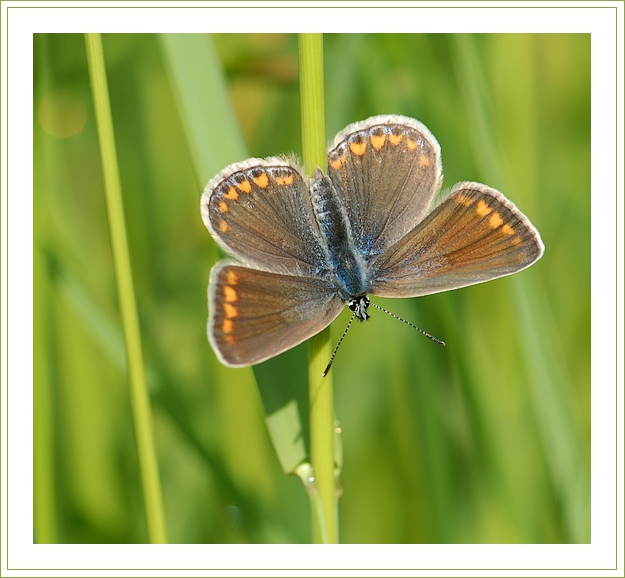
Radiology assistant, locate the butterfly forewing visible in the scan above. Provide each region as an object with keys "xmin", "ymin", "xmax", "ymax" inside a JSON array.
[
  {"xmin": 327, "ymin": 115, "xmax": 442, "ymax": 258},
  {"xmin": 209, "ymin": 263, "xmax": 344, "ymax": 367},
  {"xmin": 371, "ymin": 183, "xmax": 544, "ymax": 298},
  {"xmin": 201, "ymin": 158, "xmax": 328, "ymax": 277}
]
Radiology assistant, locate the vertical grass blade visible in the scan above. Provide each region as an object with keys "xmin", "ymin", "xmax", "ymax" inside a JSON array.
[
  {"xmin": 84, "ymin": 33, "xmax": 167, "ymax": 544},
  {"xmin": 299, "ymin": 33, "xmax": 338, "ymax": 544}
]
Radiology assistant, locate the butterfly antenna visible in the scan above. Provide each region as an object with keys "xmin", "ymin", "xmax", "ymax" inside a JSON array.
[
  {"xmin": 322, "ymin": 310, "xmax": 357, "ymax": 377},
  {"xmin": 369, "ymin": 302, "xmax": 446, "ymax": 346}
]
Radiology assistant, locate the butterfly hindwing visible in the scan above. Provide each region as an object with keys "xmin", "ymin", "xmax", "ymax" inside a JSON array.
[{"xmin": 208, "ymin": 263, "xmax": 344, "ymax": 367}]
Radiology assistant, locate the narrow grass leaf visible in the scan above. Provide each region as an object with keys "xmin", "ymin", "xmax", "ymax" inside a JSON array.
[{"xmin": 84, "ymin": 33, "xmax": 167, "ymax": 544}]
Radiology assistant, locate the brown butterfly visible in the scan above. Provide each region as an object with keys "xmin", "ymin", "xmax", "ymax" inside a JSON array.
[{"xmin": 201, "ymin": 116, "xmax": 544, "ymax": 370}]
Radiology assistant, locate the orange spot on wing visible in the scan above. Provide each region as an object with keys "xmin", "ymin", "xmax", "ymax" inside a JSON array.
[
  {"xmin": 223, "ymin": 303, "xmax": 237, "ymax": 318},
  {"xmin": 223, "ymin": 186, "xmax": 239, "ymax": 200},
  {"xmin": 222, "ymin": 319, "xmax": 234, "ymax": 333},
  {"xmin": 388, "ymin": 133, "xmax": 403, "ymax": 146},
  {"xmin": 329, "ymin": 156, "xmax": 346, "ymax": 170},
  {"xmin": 489, "ymin": 212, "xmax": 503, "ymax": 229},
  {"xmin": 512, "ymin": 236, "xmax": 522, "ymax": 245},
  {"xmin": 370, "ymin": 134, "xmax": 385, "ymax": 150},
  {"xmin": 226, "ymin": 270, "xmax": 238, "ymax": 285},
  {"xmin": 405, "ymin": 138, "xmax": 418, "ymax": 150},
  {"xmin": 349, "ymin": 141, "xmax": 367, "ymax": 156},
  {"xmin": 275, "ymin": 173, "xmax": 294, "ymax": 186},
  {"xmin": 237, "ymin": 180, "xmax": 252, "ymax": 193},
  {"xmin": 476, "ymin": 199, "xmax": 492, "ymax": 216},
  {"xmin": 218, "ymin": 200, "xmax": 228, "ymax": 213},
  {"xmin": 502, "ymin": 223, "xmax": 515, "ymax": 235},
  {"xmin": 219, "ymin": 219, "xmax": 230, "ymax": 233},
  {"xmin": 223, "ymin": 286, "xmax": 237, "ymax": 302},
  {"xmin": 254, "ymin": 173, "xmax": 269, "ymax": 188},
  {"xmin": 418, "ymin": 155, "xmax": 430, "ymax": 167}
]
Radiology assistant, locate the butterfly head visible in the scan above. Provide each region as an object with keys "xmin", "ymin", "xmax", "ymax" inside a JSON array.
[{"xmin": 348, "ymin": 296, "xmax": 370, "ymax": 321}]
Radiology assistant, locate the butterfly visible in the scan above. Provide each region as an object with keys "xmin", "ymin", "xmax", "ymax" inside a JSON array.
[{"xmin": 201, "ymin": 115, "xmax": 544, "ymax": 370}]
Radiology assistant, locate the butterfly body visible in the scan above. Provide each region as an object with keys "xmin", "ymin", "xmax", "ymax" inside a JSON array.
[
  {"xmin": 201, "ymin": 116, "xmax": 544, "ymax": 368},
  {"xmin": 310, "ymin": 169, "xmax": 370, "ymax": 302}
]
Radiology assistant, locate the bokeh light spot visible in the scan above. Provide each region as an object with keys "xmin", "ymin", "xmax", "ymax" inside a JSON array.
[{"xmin": 38, "ymin": 88, "xmax": 87, "ymax": 138}]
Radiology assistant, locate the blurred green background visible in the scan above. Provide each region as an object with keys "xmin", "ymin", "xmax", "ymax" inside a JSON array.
[{"xmin": 33, "ymin": 33, "xmax": 590, "ymax": 544}]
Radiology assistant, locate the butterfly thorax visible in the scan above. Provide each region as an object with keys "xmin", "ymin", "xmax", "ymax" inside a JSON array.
[{"xmin": 311, "ymin": 169, "xmax": 370, "ymax": 301}]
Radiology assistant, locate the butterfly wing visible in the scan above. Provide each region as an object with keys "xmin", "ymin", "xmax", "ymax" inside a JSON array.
[
  {"xmin": 201, "ymin": 158, "xmax": 328, "ymax": 277},
  {"xmin": 326, "ymin": 115, "xmax": 442, "ymax": 259},
  {"xmin": 370, "ymin": 183, "xmax": 544, "ymax": 298},
  {"xmin": 208, "ymin": 263, "xmax": 344, "ymax": 367}
]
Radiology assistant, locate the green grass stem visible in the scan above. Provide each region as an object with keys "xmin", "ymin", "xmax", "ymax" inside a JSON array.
[
  {"xmin": 84, "ymin": 33, "xmax": 167, "ymax": 544},
  {"xmin": 298, "ymin": 33, "xmax": 338, "ymax": 544}
]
